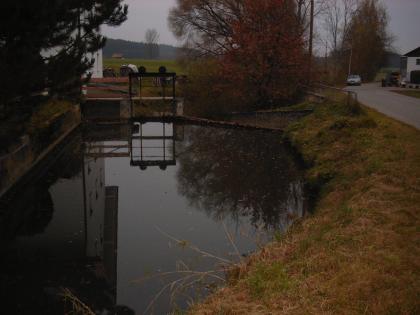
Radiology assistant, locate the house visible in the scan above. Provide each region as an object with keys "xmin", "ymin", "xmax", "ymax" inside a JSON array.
[
  {"xmin": 112, "ymin": 53, "xmax": 124, "ymax": 59},
  {"xmin": 401, "ymin": 46, "xmax": 420, "ymax": 84}
]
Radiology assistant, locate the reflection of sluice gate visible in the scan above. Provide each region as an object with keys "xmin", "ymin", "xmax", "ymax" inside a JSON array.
[
  {"xmin": 86, "ymin": 143, "xmax": 130, "ymax": 158},
  {"xmin": 84, "ymin": 124, "xmax": 131, "ymax": 159},
  {"xmin": 84, "ymin": 122, "xmax": 183, "ymax": 170},
  {"xmin": 130, "ymin": 122, "xmax": 180, "ymax": 170}
]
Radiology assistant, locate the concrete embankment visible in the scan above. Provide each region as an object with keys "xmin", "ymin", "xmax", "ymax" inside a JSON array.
[{"xmin": 0, "ymin": 105, "xmax": 81, "ymax": 199}]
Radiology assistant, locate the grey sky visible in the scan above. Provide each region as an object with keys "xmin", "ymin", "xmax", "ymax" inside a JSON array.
[
  {"xmin": 383, "ymin": 0, "xmax": 420, "ymax": 53},
  {"xmin": 102, "ymin": 0, "xmax": 178, "ymax": 46},
  {"xmin": 102, "ymin": 0, "xmax": 420, "ymax": 54}
]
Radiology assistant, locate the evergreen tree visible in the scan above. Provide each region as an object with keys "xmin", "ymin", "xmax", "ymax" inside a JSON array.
[{"xmin": 0, "ymin": 0, "xmax": 128, "ymax": 106}]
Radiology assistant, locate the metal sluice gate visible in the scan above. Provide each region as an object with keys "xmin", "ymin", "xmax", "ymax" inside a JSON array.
[{"xmin": 128, "ymin": 70, "xmax": 178, "ymax": 116}]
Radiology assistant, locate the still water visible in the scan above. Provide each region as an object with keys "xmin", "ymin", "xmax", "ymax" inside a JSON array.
[{"xmin": 0, "ymin": 122, "xmax": 306, "ymax": 314}]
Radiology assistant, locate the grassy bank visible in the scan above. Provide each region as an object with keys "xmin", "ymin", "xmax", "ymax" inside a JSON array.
[
  {"xmin": 392, "ymin": 89, "xmax": 420, "ymax": 99},
  {"xmin": 191, "ymin": 99, "xmax": 420, "ymax": 314},
  {"xmin": 103, "ymin": 58, "xmax": 185, "ymax": 75}
]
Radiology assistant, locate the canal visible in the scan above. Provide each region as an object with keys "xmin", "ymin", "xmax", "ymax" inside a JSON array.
[{"xmin": 0, "ymin": 121, "xmax": 306, "ymax": 314}]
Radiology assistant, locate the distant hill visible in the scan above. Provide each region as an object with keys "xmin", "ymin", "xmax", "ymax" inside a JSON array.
[{"xmin": 103, "ymin": 38, "xmax": 179, "ymax": 60}]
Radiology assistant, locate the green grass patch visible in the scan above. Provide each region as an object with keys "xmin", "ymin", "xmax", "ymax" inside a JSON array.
[
  {"xmin": 247, "ymin": 262, "xmax": 292, "ymax": 299},
  {"xmin": 132, "ymin": 99, "xmax": 174, "ymax": 117}
]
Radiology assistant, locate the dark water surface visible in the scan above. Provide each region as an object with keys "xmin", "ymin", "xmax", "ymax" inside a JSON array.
[{"xmin": 0, "ymin": 122, "xmax": 306, "ymax": 315}]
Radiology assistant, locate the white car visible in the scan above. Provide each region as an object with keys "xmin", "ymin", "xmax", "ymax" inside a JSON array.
[{"xmin": 347, "ymin": 74, "xmax": 362, "ymax": 86}]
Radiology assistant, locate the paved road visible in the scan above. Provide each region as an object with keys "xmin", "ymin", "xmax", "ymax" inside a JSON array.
[{"xmin": 346, "ymin": 83, "xmax": 420, "ymax": 129}]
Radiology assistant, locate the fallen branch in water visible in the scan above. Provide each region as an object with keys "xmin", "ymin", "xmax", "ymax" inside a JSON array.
[{"xmin": 155, "ymin": 226, "xmax": 234, "ymax": 265}]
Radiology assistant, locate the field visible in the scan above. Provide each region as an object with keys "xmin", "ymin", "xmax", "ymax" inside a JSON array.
[{"xmin": 103, "ymin": 58, "xmax": 186, "ymax": 75}]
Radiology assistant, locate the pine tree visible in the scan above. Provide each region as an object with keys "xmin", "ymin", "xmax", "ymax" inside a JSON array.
[{"xmin": 0, "ymin": 0, "xmax": 128, "ymax": 106}]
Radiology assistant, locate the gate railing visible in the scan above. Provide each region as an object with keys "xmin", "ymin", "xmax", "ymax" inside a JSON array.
[{"xmin": 129, "ymin": 72, "xmax": 177, "ymax": 116}]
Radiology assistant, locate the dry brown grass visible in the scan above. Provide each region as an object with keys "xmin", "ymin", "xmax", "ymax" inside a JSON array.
[{"xmin": 189, "ymin": 100, "xmax": 420, "ymax": 314}]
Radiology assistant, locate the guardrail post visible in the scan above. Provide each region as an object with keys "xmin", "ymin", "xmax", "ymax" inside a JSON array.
[
  {"xmin": 172, "ymin": 74, "xmax": 176, "ymax": 115},
  {"xmin": 129, "ymin": 74, "xmax": 133, "ymax": 118}
]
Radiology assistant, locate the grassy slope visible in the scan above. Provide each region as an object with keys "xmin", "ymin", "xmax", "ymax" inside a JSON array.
[
  {"xmin": 27, "ymin": 99, "xmax": 74, "ymax": 130},
  {"xmin": 191, "ymin": 100, "xmax": 420, "ymax": 314},
  {"xmin": 392, "ymin": 90, "xmax": 420, "ymax": 100},
  {"xmin": 103, "ymin": 58, "xmax": 185, "ymax": 75}
]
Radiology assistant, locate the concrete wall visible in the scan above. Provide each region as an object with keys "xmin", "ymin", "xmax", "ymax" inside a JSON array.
[
  {"xmin": 84, "ymin": 148, "xmax": 106, "ymax": 258},
  {"xmin": 0, "ymin": 106, "xmax": 81, "ymax": 198}
]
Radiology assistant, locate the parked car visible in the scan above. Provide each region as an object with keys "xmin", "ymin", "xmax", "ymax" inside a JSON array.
[
  {"xmin": 400, "ymin": 77, "xmax": 407, "ymax": 88},
  {"xmin": 347, "ymin": 74, "xmax": 362, "ymax": 86},
  {"xmin": 120, "ymin": 64, "xmax": 139, "ymax": 77},
  {"xmin": 381, "ymin": 71, "xmax": 400, "ymax": 87}
]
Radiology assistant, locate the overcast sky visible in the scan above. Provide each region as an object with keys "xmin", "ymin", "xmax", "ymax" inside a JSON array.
[{"xmin": 102, "ymin": 0, "xmax": 420, "ymax": 54}]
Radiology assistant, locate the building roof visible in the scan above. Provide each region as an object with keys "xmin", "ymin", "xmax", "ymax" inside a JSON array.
[{"xmin": 404, "ymin": 47, "xmax": 420, "ymax": 57}]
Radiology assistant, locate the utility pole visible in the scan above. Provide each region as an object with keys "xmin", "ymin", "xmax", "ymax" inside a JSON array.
[
  {"xmin": 348, "ymin": 46, "xmax": 353, "ymax": 77},
  {"xmin": 308, "ymin": 0, "xmax": 315, "ymax": 85},
  {"xmin": 325, "ymin": 41, "xmax": 328, "ymax": 82}
]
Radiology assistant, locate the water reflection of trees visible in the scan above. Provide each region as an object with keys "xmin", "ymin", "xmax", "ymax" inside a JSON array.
[{"xmin": 176, "ymin": 126, "xmax": 305, "ymax": 230}]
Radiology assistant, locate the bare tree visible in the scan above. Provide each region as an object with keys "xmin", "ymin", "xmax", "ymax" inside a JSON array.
[
  {"xmin": 341, "ymin": 0, "xmax": 358, "ymax": 48},
  {"xmin": 324, "ymin": 0, "xmax": 341, "ymax": 52},
  {"xmin": 168, "ymin": 0, "xmax": 242, "ymax": 56},
  {"xmin": 296, "ymin": 0, "xmax": 328, "ymax": 37},
  {"xmin": 145, "ymin": 28, "xmax": 160, "ymax": 59},
  {"xmin": 319, "ymin": 0, "xmax": 359, "ymax": 82},
  {"xmin": 322, "ymin": 0, "xmax": 359, "ymax": 51}
]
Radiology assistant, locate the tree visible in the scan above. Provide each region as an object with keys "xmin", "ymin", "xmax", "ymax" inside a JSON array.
[
  {"xmin": 323, "ymin": 0, "xmax": 357, "ymax": 52},
  {"xmin": 168, "ymin": 0, "xmax": 242, "ymax": 56},
  {"xmin": 222, "ymin": 0, "xmax": 305, "ymax": 106},
  {"xmin": 0, "ymin": 0, "xmax": 128, "ymax": 106},
  {"xmin": 343, "ymin": 0, "xmax": 390, "ymax": 80},
  {"xmin": 296, "ymin": 0, "xmax": 328, "ymax": 36},
  {"xmin": 321, "ymin": 0, "xmax": 358, "ymax": 82},
  {"xmin": 169, "ymin": 0, "xmax": 306, "ymax": 108},
  {"xmin": 145, "ymin": 28, "xmax": 160, "ymax": 59}
]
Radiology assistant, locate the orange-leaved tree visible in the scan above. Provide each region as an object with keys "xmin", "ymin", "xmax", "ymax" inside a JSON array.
[
  {"xmin": 169, "ymin": 0, "xmax": 306, "ymax": 111},
  {"xmin": 222, "ymin": 0, "xmax": 305, "ymax": 108}
]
